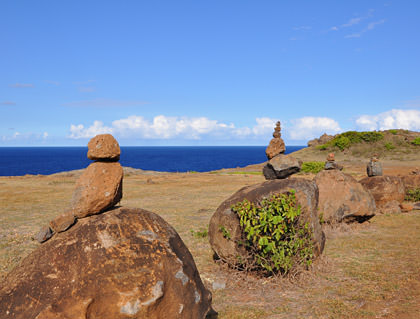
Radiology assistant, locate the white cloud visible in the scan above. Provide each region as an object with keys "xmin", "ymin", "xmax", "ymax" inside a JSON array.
[
  {"xmin": 68, "ymin": 116, "xmax": 276, "ymax": 141},
  {"xmin": 356, "ymin": 109, "xmax": 420, "ymax": 131},
  {"xmin": 1, "ymin": 131, "xmax": 49, "ymax": 142},
  {"xmin": 288, "ymin": 117, "xmax": 342, "ymax": 140},
  {"xmin": 330, "ymin": 26, "xmax": 339, "ymax": 31},
  {"xmin": 345, "ymin": 19, "xmax": 385, "ymax": 38},
  {"xmin": 342, "ymin": 17, "xmax": 362, "ymax": 28}
]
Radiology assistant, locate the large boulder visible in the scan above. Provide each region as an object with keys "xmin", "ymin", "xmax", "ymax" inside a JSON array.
[
  {"xmin": 71, "ymin": 162, "xmax": 123, "ymax": 218},
  {"xmin": 87, "ymin": 134, "xmax": 121, "ymax": 161},
  {"xmin": 359, "ymin": 176, "xmax": 405, "ymax": 212},
  {"xmin": 367, "ymin": 161, "xmax": 383, "ymax": 177},
  {"xmin": 314, "ymin": 170, "xmax": 376, "ymax": 223},
  {"xmin": 265, "ymin": 138, "xmax": 286, "ymax": 159},
  {"xmin": 0, "ymin": 207, "xmax": 215, "ymax": 319},
  {"xmin": 263, "ymin": 155, "xmax": 302, "ymax": 180},
  {"xmin": 208, "ymin": 179, "xmax": 325, "ymax": 267}
]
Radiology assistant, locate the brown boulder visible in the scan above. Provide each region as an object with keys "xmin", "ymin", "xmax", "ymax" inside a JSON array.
[
  {"xmin": 208, "ymin": 178, "xmax": 325, "ymax": 267},
  {"xmin": 87, "ymin": 134, "xmax": 120, "ymax": 161},
  {"xmin": 265, "ymin": 138, "xmax": 286, "ymax": 159},
  {"xmin": 49, "ymin": 211, "xmax": 76, "ymax": 233},
  {"xmin": 71, "ymin": 162, "xmax": 123, "ymax": 218},
  {"xmin": 401, "ymin": 174, "xmax": 420, "ymax": 191},
  {"xmin": 0, "ymin": 207, "xmax": 215, "ymax": 319},
  {"xmin": 360, "ymin": 176, "xmax": 405, "ymax": 210},
  {"xmin": 263, "ymin": 154, "xmax": 302, "ymax": 180},
  {"xmin": 314, "ymin": 170, "xmax": 376, "ymax": 223}
]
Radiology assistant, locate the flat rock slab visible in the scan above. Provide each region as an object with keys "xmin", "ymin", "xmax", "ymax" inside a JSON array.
[
  {"xmin": 87, "ymin": 134, "xmax": 120, "ymax": 161},
  {"xmin": 263, "ymin": 154, "xmax": 302, "ymax": 180},
  {"xmin": 0, "ymin": 207, "xmax": 215, "ymax": 319},
  {"xmin": 315, "ymin": 170, "xmax": 376, "ymax": 223},
  {"xmin": 209, "ymin": 178, "xmax": 325, "ymax": 267},
  {"xmin": 71, "ymin": 162, "xmax": 123, "ymax": 218}
]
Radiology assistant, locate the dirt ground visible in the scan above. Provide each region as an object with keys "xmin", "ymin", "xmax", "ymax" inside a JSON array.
[{"xmin": 1, "ymin": 158, "xmax": 420, "ymax": 318}]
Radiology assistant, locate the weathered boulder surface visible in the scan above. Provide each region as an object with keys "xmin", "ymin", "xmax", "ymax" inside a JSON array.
[
  {"xmin": 49, "ymin": 211, "xmax": 76, "ymax": 233},
  {"xmin": 263, "ymin": 155, "xmax": 302, "ymax": 180},
  {"xmin": 208, "ymin": 179, "xmax": 325, "ymax": 266},
  {"xmin": 87, "ymin": 134, "xmax": 120, "ymax": 161},
  {"xmin": 401, "ymin": 174, "xmax": 420, "ymax": 191},
  {"xmin": 307, "ymin": 133, "xmax": 334, "ymax": 147},
  {"xmin": 324, "ymin": 161, "xmax": 343, "ymax": 171},
  {"xmin": 360, "ymin": 176, "xmax": 405, "ymax": 212},
  {"xmin": 71, "ymin": 162, "xmax": 123, "ymax": 218},
  {"xmin": 265, "ymin": 138, "xmax": 286, "ymax": 160},
  {"xmin": 314, "ymin": 170, "xmax": 376, "ymax": 223},
  {"xmin": 0, "ymin": 207, "xmax": 215, "ymax": 319}
]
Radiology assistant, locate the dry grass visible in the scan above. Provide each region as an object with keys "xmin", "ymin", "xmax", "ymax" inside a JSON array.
[{"xmin": 1, "ymin": 167, "xmax": 420, "ymax": 318}]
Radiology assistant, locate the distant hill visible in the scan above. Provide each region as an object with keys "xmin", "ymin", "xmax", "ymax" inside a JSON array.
[{"xmin": 293, "ymin": 129, "xmax": 420, "ymax": 162}]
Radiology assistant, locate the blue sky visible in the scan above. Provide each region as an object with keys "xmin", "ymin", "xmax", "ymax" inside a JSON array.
[{"xmin": 1, "ymin": 1, "xmax": 419, "ymax": 146}]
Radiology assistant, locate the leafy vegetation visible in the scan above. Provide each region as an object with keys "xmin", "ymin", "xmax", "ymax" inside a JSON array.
[
  {"xmin": 385, "ymin": 142, "xmax": 395, "ymax": 150},
  {"xmin": 190, "ymin": 227, "xmax": 208, "ymax": 238},
  {"xmin": 318, "ymin": 131, "xmax": 385, "ymax": 151},
  {"xmin": 405, "ymin": 188, "xmax": 420, "ymax": 202},
  {"xmin": 300, "ymin": 161, "xmax": 324, "ymax": 174},
  {"xmin": 389, "ymin": 129, "xmax": 398, "ymax": 135},
  {"xmin": 412, "ymin": 137, "xmax": 420, "ymax": 146},
  {"xmin": 230, "ymin": 191, "xmax": 314, "ymax": 274}
]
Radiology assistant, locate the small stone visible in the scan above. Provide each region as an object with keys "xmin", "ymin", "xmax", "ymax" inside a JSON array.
[
  {"xmin": 212, "ymin": 280, "xmax": 226, "ymax": 290},
  {"xmin": 35, "ymin": 226, "xmax": 54, "ymax": 243},
  {"xmin": 324, "ymin": 161, "xmax": 343, "ymax": 171},
  {"xmin": 87, "ymin": 134, "xmax": 120, "ymax": 161},
  {"xmin": 49, "ymin": 211, "xmax": 76, "ymax": 233},
  {"xmin": 326, "ymin": 153, "xmax": 335, "ymax": 161},
  {"xmin": 400, "ymin": 203, "xmax": 414, "ymax": 212},
  {"xmin": 367, "ymin": 161, "xmax": 383, "ymax": 177}
]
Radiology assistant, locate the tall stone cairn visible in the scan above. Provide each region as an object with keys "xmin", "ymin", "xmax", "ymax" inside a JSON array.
[
  {"xmin": 265, "ymin": 121, "xmax": 286, "ymax": 159},
  {"xmin": 35, "ymin": 134, "xmax": 123, "ymax": 243}
]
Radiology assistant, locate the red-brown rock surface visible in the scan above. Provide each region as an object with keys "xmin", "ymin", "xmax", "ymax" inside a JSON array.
[
  {"xmin": 359, "ymin": 175, "xmax": 405, "ymax": 211},
  {"xmin": 0, "ymin": 207, "xmax": 215, "ymax": 319},
  {"xmin": 262, "ymin": 154, "xmax": 302, "ymax": 180},
  {"xmin": 87, "ymin": 134, "xmax": 120, "ymax": 161},
  {"xmin": 208, "ymin": 178, "xmax": 325, "ymax": 267},
  {"xmin": 265, "ymin": 138, "xmax": 286, "ymax": 159},
  {"xmin": 71, "ymin": 162, "xmax": 123, "ymax": 218},
  {"xmin": 315, "ymin": 170, "xmax": 376, "ymax": 223},
  {"xmin": 401, "ymin": 174, "xmax": 420, "ymax": 191}
]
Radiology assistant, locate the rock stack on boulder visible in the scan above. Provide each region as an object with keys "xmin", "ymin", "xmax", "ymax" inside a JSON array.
[
  {"xmin": 324, "ymin": 153, "xmax": 343, "ymax": 171},
  {"xmin": 36, "ymin": 134, "xmax": 123, "ymax": 243},
  {"xmin": 263, "ymin": 121, "xmax": 302, "ymax": 180},
  {"xmin": 366, "ymin": 154, "xmax": 383, "ymax": 177},
  {"xmin": 265, "ymin": 121, "xmax": 285, "ymax": 159},
  {"xmin": 2, "ymin": 134, "xmax": 216, "ymax": 319}
]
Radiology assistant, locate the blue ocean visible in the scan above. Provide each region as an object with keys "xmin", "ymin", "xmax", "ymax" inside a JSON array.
[{"xmin": 0, "ymin": 146, "xmax": 305, "ymax": 176}]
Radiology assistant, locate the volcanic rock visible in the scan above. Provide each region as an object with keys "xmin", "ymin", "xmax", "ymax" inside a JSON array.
[
  {"xmin": 360, "ymin": 176, "xmax": 405, "ymax": 211},
  {"xmin": 87, "ymin": 134, "xmax": 120, "ymax": 161},
  {"xmin": 0, "ymin": 207, "xmax": 215, "ymax": 319},
  {"xmin": 367, "ymin": 155, "xmax": 383, "ymax": 177},
  {"xmin": 307, "ymin": 133, "xmax": 334, "ymax": 147},
  {"xmin": 49, "ymin": 211, "xmax": 76, "ymax": 233},
  {"xmin": 34, "ymin": 226, "xmax": 53, "ymax": 243},
  {"xmin": 401, "ymin": 174, "xmax": 420, "ymax": 191},
  {"xmin": 71, "ymin": 161, "xmax": 123, "ymax": 218},
  {"xmin": 208, "ymin": 178, "xmax": 325, "ymax": 267},
  {"xmin": 263, "ymin": 154, "xmax": 302, "ymax": 180},
  {"xmin": 265, "ymin": 121, "xmax": 286, "ymax": 159},
  {"xmin": 380, "ymin": 200, "xmax": 402, "ymax": 214},
  {"xmin": 314, "ymin": 170, "xmax": 376, "ymax": 223}
]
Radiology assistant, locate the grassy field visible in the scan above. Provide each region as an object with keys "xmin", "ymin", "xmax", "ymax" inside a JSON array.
[{"xmin": 1, "ymin": 164, "xmax": 420, "ymax": 318}]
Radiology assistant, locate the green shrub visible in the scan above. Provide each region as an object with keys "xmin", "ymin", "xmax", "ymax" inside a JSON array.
[
  {"xmin": 411, "ymin": 137, "xmax": 420, "ymax": 146},
  {"xmin": 319, "ymin": 131, "xmax": 384, "ymax": 151},
  {"xmin": 359, "ymin": 131, "xmax": 384, "ymax": 142},
  {"xmin": 333, "ymin": 136, "xmax": 351, "ymax": 151},
  {"xmin": 231, "ymin": 191, "xmax": 314, "ymax": 274},
  {"xmin": 389, "ymin": 129, "xmax": 398, "ymax": 135},
  {"xmin": 405, "ymin": 188, "xmax": 420, "ymax": 202},
  {"xmin": 301, "ymin": 161, "xmax": 324, "ymax": 174},
  {"xmin": 190, "ymin": 227, "xmax": 208, "ymax": 238},
  {"xmin": 316, "ymin": 144, "xmax": 328, "ymax": 150},
  {"xmin": 385, "ymin": 142, "xmax": 395, "ymax": 150}
]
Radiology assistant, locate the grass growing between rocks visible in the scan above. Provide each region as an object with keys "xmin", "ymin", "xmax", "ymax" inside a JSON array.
[{"xmin": 1, "ymin": 170, "xmax": 420, "ymax": 318}]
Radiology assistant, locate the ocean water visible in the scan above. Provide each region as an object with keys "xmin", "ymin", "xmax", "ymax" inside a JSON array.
[{"xmin": 0, "ymin": 146, "xmax": 305, "ymax": 176}]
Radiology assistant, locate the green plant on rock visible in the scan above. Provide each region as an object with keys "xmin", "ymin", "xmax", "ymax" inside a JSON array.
[
  {"xmin": 190, "ymin": 227, "xmax": 208, "ymax": 238},
  {"xmin": 405, "ymin": 188, "xmax": 420, "ymax": 202},
  {"xmin": 411, "ymin": 137, "xmax": 420, "ymax": 146},
  {"xmin": 389, "ymin": 129, "xmax": 398, "ymax": 135},
  {"xmin": 231, "ymin": 190, "xmax": 314, "ymax": 274},
  {"xmin": 385, "ymin": 142, "xmax": 395, "ymax": 150},
  {"xmin": 301, "ymin": 161, "xmax": 324, "ymax": 174}
]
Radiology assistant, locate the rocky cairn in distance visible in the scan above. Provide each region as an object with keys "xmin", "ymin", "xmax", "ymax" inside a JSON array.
[
  {"xmin": 307, "ymin": 133, "xmax": 334, "ymax": 147},
  {"xmin": 314, "ymin": 170, "xmax": 376, "ymax": 223},
  {"xmin": 265, "ymin": 121, "xmax": 285, "ymax": 160},
  {"xmin": 360, "ymin": 175, "xmax": 405, "ymax": 214},
  {"xmin": 37, "ymin": 134, "xmax": 123, "ymax": 241},
  {"xmin": 208, "ymin": 178, "xmax": 325, "ymax": 269},
  {"xmin": 1, "ymin": 208, "xmax": 215, "ymax": 319},
  {"xmin": 263, "ymin": 121, "xmax": 302, "ymax": 180},
  {"xmin": 324, "ymin": 153, "xmax": 343, "ymax": 171},
  {"xmin": 366, "ymin": 154, "xmax": 383, "ymax": 177}
]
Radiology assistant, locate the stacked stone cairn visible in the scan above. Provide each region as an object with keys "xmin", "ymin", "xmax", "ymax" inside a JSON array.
[
  {"xmin": 324, "ymin": 153, "xmax": 343, "ymax": 171},
  {"xmin": 35, "ymin": 134, "xmax": 123, "ymax": 243},
  {"xmin": 263, "ymin": 121, "xmax": 302, "ymax": 180},
  {"xmin": 366, "ymin": 154, "xmax": 383, "ymax": 177}
]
